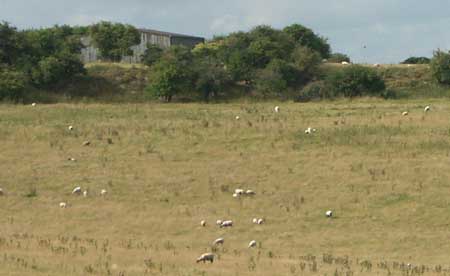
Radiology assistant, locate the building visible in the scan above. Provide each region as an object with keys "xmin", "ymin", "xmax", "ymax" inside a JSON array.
[{"xmin": 81, "ymin": 28, "xmax": 205, "ymax": 63}]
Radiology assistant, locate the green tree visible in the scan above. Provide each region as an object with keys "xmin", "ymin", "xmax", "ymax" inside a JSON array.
[
  {"xmin": 90, "ymin": 21, "xmax": 140, "ymax": 62},
  {"xmin": 0, "ymin": 21, "xmax": 23, "ymax": 65},
  {"xmin": 401, "ymin": 56, "xmax": 430, "ymax": 64},
  {"xmin": 283, "ymin": 24, "xmax": 331, "ymax": 58},
  {"xmin": 141, "ymin": 44, "xmax": 164, "ymax": 66},
  {"xmin": 193, "ymin": 56, "xmax": 231, "ymax": 101},
  {"xmin": 327, "ymin": 65, "xmax": 385, "ymax": 97},
  {"xmin": 430, "ymin": 50, "xmax": 450, "ymax": 85},
  {"xmin": 147, "ymin": 46, "xmax": 195, "ymax": 102},
  {"xmin": 0, "ymin": 65, "xmax": 27, "ymax": 101},
  {"xmin": 291, "ymin": 46, "xmax": 322, "ymax": 85}
]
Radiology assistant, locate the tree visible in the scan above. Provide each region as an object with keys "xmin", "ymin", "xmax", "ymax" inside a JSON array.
[
  {"xmin": 0, "ymin": 21, "xmax": 23, "ymax": 65},
  {"xmin": 141, "ymin": 44, "xmax": 164, "ymax": 66},
  {"xmin": 147, "ymin": 45, "xmax": 195, "ymax": 102},
  {"xmin": 291, "ymin": 46, "xmax": 322, "ymax": 85},
  {"xmin": 90, "ymin": 21, "xmax": 140, "ymax": 62},
  {"xmin": 430, "ymin": 50, "xmax": 450, "ymax": 85},
  {"xmin": 401, "ymin": 56, "xmax": 430, "ymax": 64},
  {"xmin": 0, "ymin": 65, "xmax": 27, "ymax": 101},
  {"xmin": 193, "ymin": 56, "xmax": 231, "ymax": 101},
  {"xmin": 283, "ymin": 24, "xmax": 331, "ymax": 58}
]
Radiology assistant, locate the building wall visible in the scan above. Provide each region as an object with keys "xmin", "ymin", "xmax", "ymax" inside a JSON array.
[{"xmin": 80, "ymin": 30, "xmax": 204, "ymax": 64}]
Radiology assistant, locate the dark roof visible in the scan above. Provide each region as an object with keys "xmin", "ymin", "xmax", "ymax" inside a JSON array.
[{"xmin": 138, "ymin": 28, "xmax": 204, "ymax": 40}]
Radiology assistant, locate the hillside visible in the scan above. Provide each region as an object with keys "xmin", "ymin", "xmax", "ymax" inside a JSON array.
[{"xmin": 1, "ymin": 100, "xmax": 450, "ymax": 275}]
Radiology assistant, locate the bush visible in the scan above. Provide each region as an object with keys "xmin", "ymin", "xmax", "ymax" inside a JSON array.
[
  {"xmin": 0, "ymin": 66, "xmax": 27, "ymax": 101},
  {"xmin": 328, "ymin": 53, "xmax": 350, "ymax": 63},
  {"xmin": 142, "ymin": 44, "xmax": 164, "ymax": 66},
  {"xmin": 430, "ymin": 50, "xmax": 450, "ymax": 85},
  {"xmin": 295, "ymin": 81, "xmax": 332, "ymax": 102},
  {"xmin": 31, "ymin": 54, "xmax": 85, "ymax": 88},
  {"xmin": 291, "ymin": 46, "xmax": 322, "ymax": 85},
  {"xmin": 401, "ymin": 56, "xmax": 430, "ymax": 64},
  {"xmin": 327, "ymin": 65, "xmax": 386, "ymax": 97}
]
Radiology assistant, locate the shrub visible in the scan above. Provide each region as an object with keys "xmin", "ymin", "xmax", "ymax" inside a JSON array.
[
  {"xmin": 430, "ymin": 50, "xmax": 450, "ymax": 85},
  {"xmin": 295, "ymin": 81, "xmax": 332, "ymax": 102},
  {"xmin": 254, "ymin": 59, "xmax": 298, "ymax": 96},
  {"xmin": 31, "ymin": 54, "xmax": 85, "ymax": 88},
  {"xmin": 142, "ymin": 44, "xmax": 164, "ymax": 66},
  {"xmin": 291, "ymin": 46, "xmax": 322, "ymax": 85},
  {"xmin": 328, "ymin": 53, "xmax": 351, "ymax": 63},
  {"xmin": 0, "ymin": 66, "xmax": 27, "ymax": 101},
  {"xmin": 327, "ymin": 65, "xmax": 385, "ymax": 97},
  {"xmin": 401, "ymin": 56, "xmax": 430, "ymax": 64}
]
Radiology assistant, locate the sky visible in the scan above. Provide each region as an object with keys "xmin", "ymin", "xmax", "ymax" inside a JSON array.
[{"xmin": 1, "ymin": 0, "xmax": 449, "ymax": 63}]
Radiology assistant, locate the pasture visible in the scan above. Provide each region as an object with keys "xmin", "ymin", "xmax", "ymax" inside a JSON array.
[{"xmin": 1, "ymin": 99, "xmax": 450, "ymax": 275}]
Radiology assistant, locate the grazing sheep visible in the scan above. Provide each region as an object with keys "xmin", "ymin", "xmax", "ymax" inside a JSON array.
[
  {"xmin": 67, "ymin": 157, "xmax": 76, "ymax": 162},
  {"xmin": 341, "ymin": 61, "xmax": 350, "ymax": 65},
  {"xmin": 200, "ymin": 220, "xmax": 206, "ymax": 227},
  {"xmin": 220, "ymin": 220, "xmax": 233, "ymax": 228},
  {"xmin": 326, "ymin": 210, "xmax": 333, "ymax": 218},
  {"xmin": 305, "ymin": 127, "xmax": 316, "ymax": 135},
  {"xmin": 100, "ymin": 189, "xmax": 107, "ymax": 196},
  {"xmin": 248, "ymin": 240, "xmax": 257, "ymax": 248},
  {"xmin": 59, "ymin": 202, "xmax": 67, "ymax": 208},
  {"xmin": 373, "ymin": 63, "xmax": 380, "ymax": 67},
  {"xmin": 274, "ymin": 106, "xmax": 280, "ymax": 113},
  {"xmin": 216, "ymin": 220, "xmax": 223, "ymax": 226},
  {"xmin": 212, "ymin": 238, "xmax": 224, "ymax": 246},
  {"xmin": 235, "ymin": 189, "xmax": 244, "ymax": 195},
  {"xmin": 68, "ymin": 125, "xmax": 74, "ymax": 131},
  {"xmin": 402, "ymin": 111, "xmax": 409, "ymax": 116},
  {"xmin": 245, "ymin": 190, "xmax": 256, "ymax": 195},
  {"xmin": 232, "ymin": 193, "xmax": 239, "ymax": 198},
  {"xmin": 82, "ymin": 141, "xmax": 91, "ymax": 146},
  {"xmin": 83, "ymin": 190, "xmax": 88, "ymax": 197},
  {"xmin": 72, "ymin": 186, "xmax": 82, "ymax": 195},
  {"xmin": 424, "ymin": 106, "xmax": 431, "ymax": 112},
  {"xmin": 31, "ymin": 103, "xmax": 36, "ymax": 107},
  {"xmin": 196, "ymin": 253, "xmax": 214, "ymax": 263},
  {"xmin": 257, "ymin": 218, "xmax": 264, "ymax": 225},
  {"xmin": 235, "ymin": 116, "xmax": 240, "ymax": 120},
  {"xmin": 252, "ymin": 218, "xmax": 258, "ymax": 224}
]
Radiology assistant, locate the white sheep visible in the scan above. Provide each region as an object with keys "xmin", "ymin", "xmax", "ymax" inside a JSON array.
[
  {"xmin": 373, "ymin": 63, "xmax": 380, "ymax": 67},
  {"xmin": 325, "ymin": 210, "xmax": 333, "ymax": 218},
  {"xmin": 82, "ymin": 141, "xmax": 91, "ymax": 146},
  {"xmin": 245, "ymin": 190, "xmax": 256, "ymax": 195},
  {"xmin": 257, "ymin": 218, "xmax": 264, "ymax": 225},
  {"xmin": 220, "ymin": 220, "xmax": 233, "ymax": 228},
  {"xmin": 59, "ymin": 202, "xmax": 67, "ymax": 208},
  {"xmin": 196, "ymin": 253, "xmax": 214, "ymax": 263},
  {"xmin": 274, "ymin": 106, "xmax": 280, "ymax": 113},
  {"xmin": 212, "ymin": 238, "xmax": 224, "ymax": 246},
  {"xmin": 252, "ymin": 218, "xmax": 258, "ymax": 224},
  {"xmin": 341, "ymin": 61, "xmax": 350, "ymax": 65},
  {"xmin": 68, "ymin": 125, "xmax": 74, "ymax": 131},
  {"xmin": 31, "ymin": 103, "xmax": 36, "ymax": 107},
  {"xmin": 402, "ymin": 111, "xmax": 409, "ymax": 116},
  {"xmin": 83, "ymin": 190, "xmax": 88, "ymax": 197},
  {"xmin": 235, "ymin": 189, "xmax": 244, "ymax": 195},
  {"xmin": 216, "ymin": 220, "xmax": 223, "ymax": 225},
  {"xmin": 424, "ymin": 106, "xmax": 430, "ymax": 112},
  {"xmin": 305, "ymin": 127, "xmax": 316, "ymax": 135},
  {"xmin": 72, "ymin": 186, "xmax": 82, "ymax": 195},
  {"xmin": 100, "ymin": 189, "xmax": 107, "ymax": 196},
  {"xmin": 200, "ymin": 220, "xmax": 206, "ymax": 227},
  {"xmin": 235, "ymin": 116, "xmax": 240, "ymax": 121},
  {"xmin": 232, "ymin": 193, "xmax": 239, "ymax": 198},
  {"xmin": 248, "ymin": 240, "xmax": 257, "ymax": 248},
  {"xmin": 67, "ymin": 157, "xmax": 76, "ymax": 162}
]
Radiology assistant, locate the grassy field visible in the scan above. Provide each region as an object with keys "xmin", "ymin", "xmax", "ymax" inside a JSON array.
[{"xmin": 2, "ymin": 99, "xmax": 450, "ymax": 275}]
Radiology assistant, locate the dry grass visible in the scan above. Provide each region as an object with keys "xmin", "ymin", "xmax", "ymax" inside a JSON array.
[{"xmin": 1, "ymin": 99, "xmax": 450, "ymax": 275}]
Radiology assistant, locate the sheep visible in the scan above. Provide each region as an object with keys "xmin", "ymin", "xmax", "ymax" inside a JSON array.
[
  {"xmin": 68, "ymin": 125, "xmax": 74, "ymax": 131},
  {"xmin": 235, "ymin": 116, "xmax": 240, "ymax": 121},
  {"xmin": 424, "ymin": 106, "xmax": 431, "ymax": 112},
  {"xmin": 325, "ymin": 210, "xmax": 333, "ymax": 218},
  {"xmin": 402, "ymin": 111, "xmax": 409, "ymax": 116},
  {"xmin": 200, "ymin": 220, "xmax": 206, "ymax": 227},
  {"xmin": 248, "ymin": 240, "xmax": 257, "ymax": 248},
  {"xmin": 274, "ymin": 106, "xmax": 280, "ymax": 113},
  {"xmin": 305, "ymin": 127, "xmax": 316, "ymax": 135},
  {"xmin": 245, "ymin": 190, "xmax": 256, "ymax": 195},
  {"xmin": 100, "ymin": 189, "xmax": 107, "ymax": 196},
  {"xmin": 67, "ymin": 157, "xmax": 76, "ymax": 162},
  {"xmin": 252, "ymin": 218, "xmax": 258, "ymax": 224},
  {"xmin": 232, "ymin": 193, "xmax": 239, "ymax": 198},
  {"xmin": 0, "ymin": 188, "xmax": 4, "ymax": 196},
  {"xmin": 341, "ymin": 61, "xmax": 350, "ymax": 65},
  {"xmin": 82, "ymin": 141, "xmax": 91, "ymax": 146},
  {"xmin": 220, "ymin": 220, "xmax": 233, "ymax": 228},
  {"xmin": 72, "ymin": 186, "xmax": 82, "ymax": 195},
  {"xmin": 212, "ymin": 238, "xmax": 224, "ymax": 246},
  {"xmin": 31, "ymin": 103, "xmax": 36, "ymax": 107},
  {"xmin": 216, "ymin": 220, "xmax": 223, "ymax": 226},
  {"xmin": 257, "ymin": 218, "xmax": 264, "ymax": 225},
  {"xmin": 83, "ymin": 190, "xmax": 88, "ymax": 197},
  {"xmin": 235, "ymin": 189, "xmax": 244, "ymax": 195},
  {"xmin": 373, "ymin": 63, "xmax": 380, "ymax": 67},
  {"xmin": 59, "ymin": 202, "xmax": 67, "ymax": 208},
  {"xmin": 196, "ymin": 253, "xmax": 214, "ymax": 263}
]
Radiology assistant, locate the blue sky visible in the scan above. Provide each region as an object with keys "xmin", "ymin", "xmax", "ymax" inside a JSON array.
[{"xmin": 1, "ymin": 0, "xmax": 449, "ymax": 63}]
